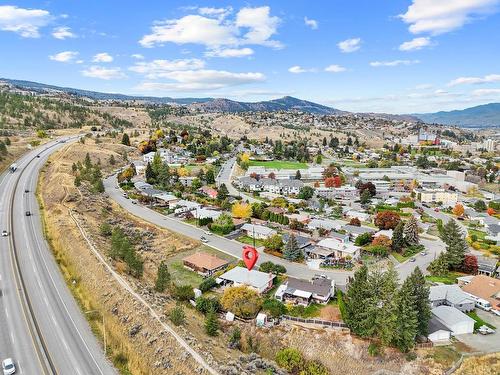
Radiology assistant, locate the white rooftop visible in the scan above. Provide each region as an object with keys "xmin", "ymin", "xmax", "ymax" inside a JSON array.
[
  {"xmin": 219, "ymin": 266, "xmax": 275, "ymax": 289},
  {"xmin": 432, "ymin": 305, "xmax": 475, "ymax": 328}
]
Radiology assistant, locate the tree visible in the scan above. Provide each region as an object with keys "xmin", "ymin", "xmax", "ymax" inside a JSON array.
[
  {"xmin": 262, "ymin": 299, "xmax": 287, "ymax": 318},
  {"xmin": 441, "ymin": 219, "xmax": 467, "ymax": 269},
  {"xmin": 392, "ymin": 277, "xmax": 418, "ymax": 352},
  {"xmin": 220, "ymin": 286, "xmax": 262, "ymax": 318},
  {"xmin": 205, "ymin": 310, "xmax": 219, "ymax": 336},
  {"xmin": 171, "ymin": 284, "xmax": 195, "ymax": 301},
  {"xmin": 428, "ymin": 253, "xmax": 449, "ymax": 277},
  {"xmin": 315, "ymin": 154, "xmax": 323, "ymax": 164},
  {"xmin": 151, "ymin": 152, "xmax": 163, "ymax": 177},
  {"xmin": 283, "ymin": 234, "xmax": 302, "ymax": 261},
  {"xmin": 486, "ymin": 207, "xmax": 496, "ymax": 216},
  {"xmin": 452, "ymin": 203, "xmax": 464, "ymax": 217},
  {"xmin": 349, "ymin": 217, "xmax": 361, "ymax": 226},
  {"xmin": 354, "ymin": 232, "xmax": 373, "ymax": 246},
  {"xmin": 264, "ymin": 234, "xmax": 284, "ymax": 252},
  {"xmin": 360, "ymin": 188, "xmax": 372, "ymax": 204},
  {"xmin": 461, "ymin": 254, "xmax": 478, "ymax": 275},
  {"xmin": 169, "ymin": 305, "xmax": 185, "ymax": 326},
  {"xmin": 275, "ymin": 348, "xmax": 304, "ymax": 373},
  {"xmin": 344, "ymin": 265, "xmax": 372, "ymax": 336},
  {"xmin": 108, "ymin": 154, "xmax": 116, "ymax": 166},
  {"xmin": 217, "ymin": 183, "xmax": 229, "ymax": 201},
  {"xmin": 155, "ymin": 261, "xmax": 170, "ymax": 292},
  {"xmin": 145, "ymin": 162, "xmax": 155, "ymax": 184},
  {"xmin": 196, "ymin": 297, "xmax": 221, "ymax": 315},
  {"xmin": 205, "ymin": 168, "xmax": 215, "ymax": 184},
  {"xmin": 391, "ymin": 222, "xmax": 405, "ymax": 252},
  {"xmin": 199, "ymin": 277, "xmax": 217, "ymax": 293},
  {"xmin": 372, "ymin": 235, "xmax": 392, "ymax": 249},
  {"xmin": 403, "ymin": 216, "xmax": 419, "ymax": 245},
  {"xmin": 298, "ymin": 186, "xmax": 314, "ymax": 200},
  {"xmin": 358, "ymin": 182, "xmax": 376, "ymax": 197},
  {"xmin": 121, "ymin": 133, "xmax": 130, "ymax": 146},
  {"xmin": 408, "ymin": 267, "xmax": 431, "ymax": 336},
  {"xmin": 231, "ymin": 202, "xmax": 252, "ymax": 219},
  {"xmin": 473, "ymin": 200, "xmax": 487, "ymax": 212},
  {"xmin": 375, "ymin": 211, "xmax": 401, "ymax": 230}
]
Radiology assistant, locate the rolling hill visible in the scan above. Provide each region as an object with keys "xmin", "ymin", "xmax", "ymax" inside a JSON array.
[{"xmin": 416, "ymin": 103, "xmax": 500, "ymax": 128}]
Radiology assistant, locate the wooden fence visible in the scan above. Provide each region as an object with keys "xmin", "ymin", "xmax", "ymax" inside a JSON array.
[{"xmin": 281, "ymin": 315, "xmax": 348, "ymax": 328}]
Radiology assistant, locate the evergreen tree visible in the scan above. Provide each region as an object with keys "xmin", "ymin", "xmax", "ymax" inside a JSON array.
[
  {"xmin": 151, "ymin": 151, "xmax": 163, "ymax": 176},
  {"xmin": 5, "ymin": 137, "xmax": 11, "ymax": 146},
  {"xmin": 155, "ymin": 261, "xmax": 171, "ymax": 292},
  {"xmin": 345, "ymin": 265, "xmax": 372, "ymax": 336},
  {"xmin": 408, "ymin": 267, "xmax": 431, "ymax": 336},
  {"xmin": 360, "ymin": 189, "xmax": 372, "ymax": 204},
  {"xmin": 84, "ymin": 152, "xmax": 92, "ymax": 169},
  {"xmin": 440, "ymin": 219, "xmax": 462, "ymax": 245},
  {"xmin": 0, "ymin": 141, "xmax": 7, "ymax": 155},
  {"xmin": 217, "ymin": 183, "xmax": 229, "ymax": 201},
  {"xmin": 145, "ymin": 162, "xmax": 155, "ymax": 184},
  {"xmin": 370, "ymin": 265, "xmax": 398, "ymax": 346},
  {"xmin": 392, "ymin": 221, "xmax": 405, "ymax": 252},
  {"xmin": 108, "ymin": 154, "xmax": 116, "ymax": 166},
  {"xmin": 428, "ymin": 252, "xmax": 449, "ymax": 276},
  {"xmin": 440, "ymin": 220, "xmax": 467, "ymax": 269},
  {"xmin": 322, "ymin": 137, "xmax": 327, "ymax": 147},
  {"xmin": 403, "ymin": 216, "xmax": 419, "ymax": 245},
  {"xmin": 205, "ymin": 310, "xmax": 219, "ymax": 336},
  {"xmin": 283, "ymin": 234, "xmax": 301, "ymax": 261},
  {"xmin": 121, "ymin": 133, "xmax": 130, "ymax": 146},
  {"xmin": 205, "ymin": 169, "xmax": 215, "ymax": 184},
  {"xmin": 392, "ymin": 277, "xmax": 418, "ymax": 352},
  {"xmin": 295, "ymin": 170, "xmax": 301, "ymax": 180},
  {"xmin": 156, "ymin": 162, "xmax": 171, "ymax": 188}
]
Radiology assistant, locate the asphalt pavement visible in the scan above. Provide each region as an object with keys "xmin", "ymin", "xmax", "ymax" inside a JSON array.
[{"xmin": 0, "ymin": 140, "xmax": 115, "ymax": 375}]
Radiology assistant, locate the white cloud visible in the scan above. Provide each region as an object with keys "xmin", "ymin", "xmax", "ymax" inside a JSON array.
[
  {"xmin": 81, "ymin": 66, "xmax": 126, "ymax": 80},
  {"xmin": 337, "ymin": 38, "xmax": 361, "ymax": 53},
  {"xmin": 324, "ymin": 64, "xmax": 346, "ymax": 73},
  {"xmin": 92, "ymin": 52, "xmax": 113, "ymax": 63},
  {"xmin": 399, "ymin": 37, "xmax": 432, "ymax": 51},
  {"xmin": 140, "ymin": 6, "xmax": 282, "ymax": 50},
  {"xmin": 49, "ymin": 51, "xmax": 79, "ymax": 63},
  {"xmin": 135, "ymin": 69, "xmax": 265, "ymax": 91},
  {"xmin": 129, "ymin": 59, "xmax": 206, "ymax": 78},
  {"xmin": 0, "ymin": 5, "xmax": 52, "ymax": 38},
  {"xmin": 206, "ymin": 47, "xmax": 254, "ymax": 58},
  {"xmin": 370, "ymin": 59, "xmax": 420, "ymax": 67},
  {"xmin": 448, "ymin": 74, "xmax": 500, "ymax": 86},
  {"xmin": 288, "ymin": 66, "xmax": 316, "ymax": 74},
  {"xmin": 399, "ymin": 0, "xmax": 500, "ymax": 35},
  {"xmin": 415, "ymin": 83, "xmax": 433, "ymax": 90},
  {"xmin": 131, "ymin": 54, "xmax": 144, "ymax": 59},
  {"xmin": 52, "ymin": 26, "xmax": 76, "ymax": 40},
  {"xmin": 304, "ymin": 17, "xmax": 318, "ymax": 30},
  {"xmin": 471, "ymin": 88, "xmax": 500, "ymax": 96},
  {"xmin": 198, "ymin": 7, "xmax": 232, "ymax": 19}
]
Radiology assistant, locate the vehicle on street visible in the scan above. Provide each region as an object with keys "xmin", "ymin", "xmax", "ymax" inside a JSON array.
[
  {"xmin": 420, "ymin": 251, "xmax": 427, "ymax": 256},
  {"xmin": 122, "ymin": 192, "xmax": 128, "ymax": 198},
  {"xmin": 25, "ymin": 211, "xmax": 31, "ymax": 216},
  {"xmin": 409, "ymin": 257, "xmax": 416, "ymax": 262},
  {"xmin": 434, "ymin": 208, "xmax": 439, "ymax": 212},
  {"xmin": 491, "ymin": 309, "xmax": 500, "ymax": 317},
  {"xmin": 36, "ymin": 154, "xmax": 41, "ymax": 158},
  {"xmin": 2, "ymin": 231, "xmax": 8, "ymax": 237},
  {"xmin": 200, "ymin": 236, "xmax": 208, "ymax": 243},
  {"xmin": 478, "ymin": 325, "xmax": 495, "ymax": 335},
  {"xmin": 204, "ymin": 231, "xmax": 212, "ymax": 235},
  {"xmin": 131, "ymin": 200, "xmax": 137, "ymax": 204},
  {"xmin": 2, "ymin": 358, "xmax": 16, "ymax": 375},
  {"xmin": 24, "ymin": 189, "xmax": 29, "ymax": 193},
  {"xmin": 475, "ymin": 299, "xmax": 492, "ymax": 311},
  {"xmin": 9, "ymin": 163, "xmax": 17, "ymax": 173}
]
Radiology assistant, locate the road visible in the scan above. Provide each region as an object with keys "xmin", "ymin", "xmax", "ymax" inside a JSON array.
[
  {"xmin": 105, "ymin": 175, "xmax": 354, "ymax": 286},
  {"xmin": 216, "ymin": 157, "xmax": 260, "ymax": 203},
  {"xmin": 0, "ymin": 140, "xmax": 115, "ymax": 374},
  {"xmin": 393, "ymin": 237, "xmax": 445, "ymax": 279},
  {"xmin": 418, "ymin": 203, "xmax": 466, "ymax": 233}
]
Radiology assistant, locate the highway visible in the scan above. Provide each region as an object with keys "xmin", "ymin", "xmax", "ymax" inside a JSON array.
[{"xmin": 0, "ymin": 140, "xmax": 115, "ymax": 375}]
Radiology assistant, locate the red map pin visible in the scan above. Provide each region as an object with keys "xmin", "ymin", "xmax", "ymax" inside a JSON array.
[{"xmin": 242, "ymin": 245, "xmax": 258, "ymax": 270}]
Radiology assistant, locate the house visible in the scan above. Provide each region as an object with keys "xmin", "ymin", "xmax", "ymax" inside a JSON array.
[
  {"xmin": 275, "ymin": 276, "xmax": 334, "ymax": 306},
  {"xmin": 182, "ymin": 252, "xmax": 229, "ymax": 276},
  {"xmin": 241, "ymin": 223, "xmax": 277, "ymax": 240},
  {"xmin": 282, "ymin": 233, "xmax": 315, "ymax": 255},
  {"xmin": 431, "ymin": 306, "xmax": 475, "ymax": 335},
  {"xmin": 313, "ymin": 237, "xmax": 361, "ymax": 260},
  {"xmin": 267, "ymin": 206, "xmax": 286, "ymax": 215},
  {"xmin": 199, "ymin": 186, "xmax": 218, "ymax": 199},
  {"xmin": 476, "ymin": 256, "xmax": 498, "ymax": 277},
  {"xmin": 307, "ymin": 218, "xmax": 343, "ymax": 232},
  {"xmin": 429, "ymin": 285, "xmax": 475, "ymax": 312},
  {"xmin": 315, "ymin": 186, "xmax": 359, "ymax": 200},
  {"xmin": 179, "ymin": 176, "xmax": 197, "ymax": 187},
  {"xmin": 217, "ymin": 266, "xmax": 275, "ymax": 294},
  {"xmin": 237, "ymin": 176, "xmax": 304, "ymax": 196},
  {"xmin": 172, "ymin": 200, "xmax": 201, "ymax": 214},
  {"xmin": 153, "ymin": 192, "xmax": 180, "ymax": 208},
  {"xmin": 374, "ymin": 229, "xmax": 393, "ymax": 239},
  {"xmin": 280, "ymin": 179, "xmax": 304, "ymax": 195},
  {"xmin": 341, "ymin": 225, "xmax": 375, "ymax": 240},
  {"xmin": 345, "ymin": 210, "xmax": 370, "ymax": 223},
  {"xmin": 485, "ymin": 224, "xmax": 500, "ymax": 245},
  {"xmin": 462, "ymin": 275, "xmax": 500, "ymax": 312},
  {"xmin": 192, "ymin": 208, "xmax": 222, "ymax": 220},
  {"xmin": 427, "ymin": 318, "xmax": 451, "ymax": 343},
  {"xmin": 285, "ymin": 213, "xmax": 310, "ymax": 225}
]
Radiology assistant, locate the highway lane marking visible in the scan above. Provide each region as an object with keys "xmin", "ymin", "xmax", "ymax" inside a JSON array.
[{"xmin": 24, "ymin": 167, "xmax": 108, "ymax": 375}]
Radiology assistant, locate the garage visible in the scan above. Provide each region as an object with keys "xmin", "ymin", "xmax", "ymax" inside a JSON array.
[{"xmin": 431, "ymin": 306, "xmax": 475, "ymax": 335}]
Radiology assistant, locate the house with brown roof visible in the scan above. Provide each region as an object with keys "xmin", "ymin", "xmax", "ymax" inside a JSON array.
[
  {"xmin": 182, "ymin": 252, "xmax": 229, "ymax": 276},
  {"xmin": 462, "ymin": 275, "xmax": 500, "ymax": 312},
  {"xmin": 199, "ymin": 186, "xmax": 218, "ymax": 199}
]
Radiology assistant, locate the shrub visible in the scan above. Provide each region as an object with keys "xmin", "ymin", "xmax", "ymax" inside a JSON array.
[
  {"xmin": 405, "ymin": 352, "xmax": 417, "ymax": 362},
  {"xmin": 221, "ymin": 286, "xmax": 262, "ymax": 318},
  {"xmin": 368, "ymin": 342, "xmax": 380, "ymax": 357},
  {"xmin": 199, "ymin": 277, "xmax": 217, "ymax": 293},
  {"xmin": 366, "ymin": 245, "xmax": 389, "ymax": 257},
  {"xmin": 171, "ymin": 284, "xmax": 195, "ymax": 301},
  {"xmin": 195, "ymin": 297, "xmax": 221, "ymax": 315},
  {"xmin": 275, "ymin": 348, "xmax": 304, "ymax": 373},
  {"xmin": 169, "ymin": 305, "xmax": 185, "ymax": 326},
  {"xmin": 299, "ymin": 360, "xmax": 329, "ymax": 375},
  {"xmin": 262, "ymin": 299, "xmax": 287, "ymax": 318},
  {"xmin": 205, "ymin": 311, "xmax": 219, "ymax": 336},
  {"xmin": 259, "ymin": 261, "xmax": 287, "ymax": 275},
  {"xmin": 355, "ymin": 232, "xmax": 373, "ymax": 246},
  {"xmin": 228, "ymin": 327, "xmax": 241, "ymax": 349},
  {"xmin": 99, "ymin": 222, "xmax": 112, "ymax": 236}
]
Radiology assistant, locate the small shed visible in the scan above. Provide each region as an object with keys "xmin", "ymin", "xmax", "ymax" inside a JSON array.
[{"xmin": 256, "ymin": 313, "xmax": 267, "ymax": 327}]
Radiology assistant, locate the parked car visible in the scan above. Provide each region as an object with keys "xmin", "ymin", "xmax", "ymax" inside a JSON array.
[
  {"xmin": 491, "ymin": 309, "xmax": 500, "ymax": 317},
  {"xmin": 2, "ymin": 358, "xmax": 16, "ymax": 375},
  {"xmin": 204, "ymin": 231, "xmax": 212, "ymax": 236},
  {"xmin": 1, "ymin": 231, "xmax": 8, "ymax": 237},
  {"xmin": 25, "ymin": 211, "xmax": 31, "ymax": 216},
  {"xmin": 409, "ymin": 257, "xmax": 416, "ymax": 262},
  {"xmin": 420, "ymin": 251, "xmax": 427, "ymax": 256},
  {"xmin": 478, "ymin": 325, "xmax": 495, "ymax": 335}
]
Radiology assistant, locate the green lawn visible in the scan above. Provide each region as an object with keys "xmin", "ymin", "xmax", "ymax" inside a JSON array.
[
  {"xmin": 391, "ymin": 252, "xmax": 412, "ymax": 263},
  {"xmin": 248, "ymin": 160, "xmax": 308, "ymax": 170},
  {"xmin": 467, "ymin": 311, "xmax": 496, "ymax": 330},
  {"xmin": 425, "ymin": 271, "xmax": 464, "ymax": 285},
  {"xmin": 237, "ymin": 235, "xmax": 265, "ymax": 248},
  {"xmin": 468, "ymin": 229, "xmax": 487, "ymax": 240},
  {"xmin": 287, "ymin": 299, "xmax": 338, "ymax": 318}
]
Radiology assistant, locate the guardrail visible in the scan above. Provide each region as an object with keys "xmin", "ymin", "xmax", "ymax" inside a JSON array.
[{"xmin": 281, "ymin": 315, "xmax": 348, "ymax": 328}]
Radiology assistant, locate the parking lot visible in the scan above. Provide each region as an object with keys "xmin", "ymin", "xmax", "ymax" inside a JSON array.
[{"xmin": 457, "ymin": 309, "xmax": 500, "ymax": 352}]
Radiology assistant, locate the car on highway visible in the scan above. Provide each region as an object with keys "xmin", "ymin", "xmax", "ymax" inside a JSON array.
[
  {"xmin": 2, "ymin": 231, "xmax": 8, "ymax": 237},
  {"xmin": 36, "ymin": 154, "xmax": 41, "ymax": 158},
  {"xmin": 25, "ymin": 211, "xmax": 31, "ymax": 216},
  {"xmin": 200, "ymin": 236, "xmax": 209, "ymax": 243},
  {"xmin": 420, "ymin": 251, "xmax": 427, "ymax": 256},
  {"xmin": 2, "ymin": 358, "xmax": 16, "ymax": 375}
]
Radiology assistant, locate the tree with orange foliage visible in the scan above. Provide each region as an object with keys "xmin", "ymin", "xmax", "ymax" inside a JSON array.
[
  {"xmin": 452, "ymin": 203, "xmax": 464, "ymax": 217},
  {"xmin": 374, "ymin": 211, "xmax": 401, "ymax": 230},
  {"xmin": 371, "ymin": 235, "xmax": 392, "ymax": 249},
  {"xmin": 325, "ymin": 177, "xmax": 335, "ymax": 188},
  {"xmin": 487, "ymin": 207, "xmax": 496, "ymax": 216},
  {"xmin": 349, "ymin": 217, "xmax": 361, "ymax": 226}
]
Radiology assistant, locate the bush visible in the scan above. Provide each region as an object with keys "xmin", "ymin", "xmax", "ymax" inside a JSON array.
[
  {"xmin": 221, "ymin": 286, "xmax": 262, "ymax": 318},
  {"xmin": 299, "ymin": 360, "xmax": 329, "ymax": 375},
  {"xmin": 355, "ymin": 232, "xmax": 373, "ymax": 246},
  {"xmin": 195, "ymin": 296, "xmax": 221, "ymax": 315},
  {"xmin": 405, "ymin": 352, "xmax": 417, "ymax": 362},
  {"xmin": 275, "ymin": 348, "xmax": 304, "ymax": 373},
  {"xmin": 169, "ymin": 305, "xmax": 185, "ymax": 326},
  {"xmin": 262, "ymin": 299, "xmax": 287, "ymax": 318},
  {"xmin": 205, "ymin": 311, "xmax": 219, "ymax": 336},
  {"xmin": 259, "ymin": 261, "xmax": 287, "ymax": 275},
  {"xmin": 228, "ymin": 327, "xmax": 241, "ymax": 349},
  {"xmin": 99, "ymin": 222, "xmax": 112, "ymax": 236},
  {"xmin": 199, "ymin": 277, "xmax": 217, "ymax": 293},
  {"xmin": 368, "ymin": 342, "xmax": 380, "ymax": 357},
  {"xmin": 366, "ymin": 245, "xmax": 389, "ymax": 257},
  {"xmin": 171, "ymin": 284, "xmax": 195, "ymax": 301}
]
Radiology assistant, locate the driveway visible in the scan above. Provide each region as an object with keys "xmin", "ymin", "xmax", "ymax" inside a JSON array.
[{"xmin": 456, "ymin": 309, "xmax": 500, "ymax": 352}]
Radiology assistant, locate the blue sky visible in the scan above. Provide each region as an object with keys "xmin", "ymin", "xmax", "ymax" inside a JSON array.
[{"xmin": 1, "ymin": 0, "xmax": 500, "ymax": 113}]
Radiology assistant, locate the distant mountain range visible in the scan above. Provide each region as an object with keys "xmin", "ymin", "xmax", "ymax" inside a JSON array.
[
  {"xmin": 415, "ymin": 103, "xmax": 500, "ymax": 128},
  {"xmin": 2, "ymin": 78, "xmax": 499, "ymax": 127}
]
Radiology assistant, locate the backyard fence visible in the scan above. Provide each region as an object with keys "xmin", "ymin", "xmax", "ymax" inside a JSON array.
[{"xmin": 281, "ymin": 315, "xmax": 348, "ymax": 328}]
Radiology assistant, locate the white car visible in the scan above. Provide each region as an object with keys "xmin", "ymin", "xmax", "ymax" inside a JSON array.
[
  {"xmin": 1, "ymin": 231, "xmax": 8, "ymax": 237},
  {"xmin": 478, "ymin": 325, "xmax": 495, "ymax": 335},
  {"xmin": 491, "ymin": 309, "xmax": 500, "ymax": 317},
  {"xmin": 204, "ymin": 231, "xmax": 212, "ymax": 236},
  {"xmin": 2, "ymin": 358, "xmax": 15, "ymax": 375},
  {"xmin": 200, "ymin": 236, "xmax": 209, "ymax": 243}
]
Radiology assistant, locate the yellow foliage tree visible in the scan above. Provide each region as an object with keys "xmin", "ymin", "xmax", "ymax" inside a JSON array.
[
  {"xmin": 231, "ymin": 202, "xmax": 252, "ymax": 219},
  {"xmin": 452, "ymin": 203, "xmax": 464, "ymax": 217},
  {"xmin": 240, "ymin": 153, "xmax": 250, "ymax": 163},
  {"xmin": 220, "ymin": 286, "xmax": 262, "ymax": 318},
  {"xmin": 177, "ymin": 167, "xmax": 190, "ymax": 177}
]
